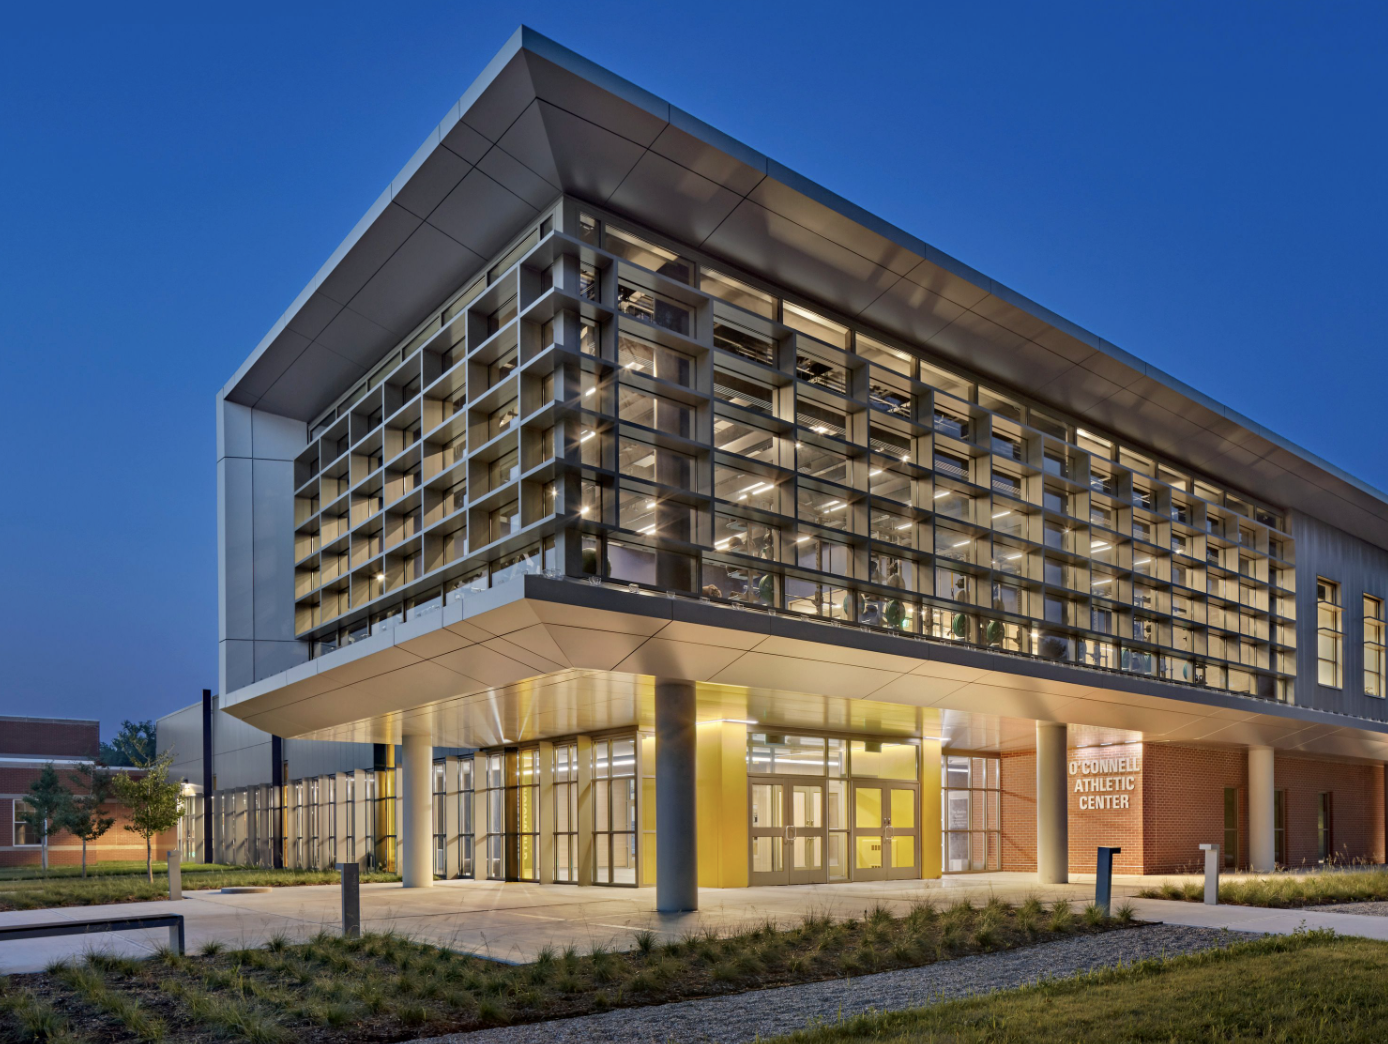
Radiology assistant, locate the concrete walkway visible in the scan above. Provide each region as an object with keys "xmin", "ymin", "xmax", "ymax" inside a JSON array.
[{"xmin": 2, "ymin": 872, "xmax": 1385, "ymax": 973}]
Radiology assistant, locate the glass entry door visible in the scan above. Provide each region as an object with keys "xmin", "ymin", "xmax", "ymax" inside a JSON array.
[
  {"xmin": 749, "ymin": 778, "xmax": 829, "ymax": 885},
  {"xmin": 851, "ymin": 783, "xmax": 918, "ymax": 880}
]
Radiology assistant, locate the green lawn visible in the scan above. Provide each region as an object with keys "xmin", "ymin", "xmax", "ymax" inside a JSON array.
[
  {"xmin": 0, "ymin": 868, "xmax": 399, "ymax": 911},
  {"xmin": 0, "ymin": 863, "xmax": 231, "ymax": 883},
  {"xmin": 769, "ymin": 930, "xmax": 1380, "ymax": 1043},
  {"xmin": 0, "ymin": 898, "xmax": 1129, "ymax": 1043},
  {"xmin": 1139, "ymin": 867, "xmax": 1388, "ymax": 907}
]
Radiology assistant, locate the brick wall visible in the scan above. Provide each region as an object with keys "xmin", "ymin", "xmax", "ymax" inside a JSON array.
[
  {"xmin": 1069, "ymin": 742, "xmax": 1144, "ymax": 873},
  {"xmin": 1000, "ymin": 751, "xmax": 1035, "ymax": 871},
  {"xmin": 999, "ymin": 741, "xmax": 1383, "ymax": 874},
  {"xmin": 1275, "ymin": 755, "xmax": 1384, "ymax": 869},
  {"xmin": 1142, "ymin": 745, "xmax": 1247, "ymax": 873},
  {"xmin": 0, "ymin": 764, "xmax": 179, "ymax": 868},
  {"xmin": 0, "ymin": 718, "xmax": 99, "ymax": 759}
]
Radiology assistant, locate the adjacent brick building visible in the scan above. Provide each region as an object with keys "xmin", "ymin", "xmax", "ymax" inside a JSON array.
[{"xmin": 0, "ymin": 716, "xmax": 178, "ymax": 868}]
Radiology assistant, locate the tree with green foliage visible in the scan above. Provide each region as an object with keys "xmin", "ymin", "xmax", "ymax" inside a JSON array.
[
  {"xmin": 56, "ymin": 762, "xmax": 117, "ymax": 878},
  {"xmin": 16, "ymin": 763, "xmax": 72, "ymax": 875},
  {"xmin": 113, "ymin": 750, "xmax": 184, "ymax": 882},
  {"xmin": 100, "ymin": 719, "xmax": 157, "ymax": 767}
]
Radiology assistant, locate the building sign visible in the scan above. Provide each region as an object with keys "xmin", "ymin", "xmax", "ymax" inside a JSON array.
[{"xmin": 1069, "ymin": 754, "xmax": 1140, "ymax": 811}]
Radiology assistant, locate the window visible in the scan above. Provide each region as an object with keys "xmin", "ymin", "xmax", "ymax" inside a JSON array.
[
  {"xmin": 1317, "ymin": 578, "xmax": 1342, "ymax": 688},
  {"xmin": 1365, "ymin": 596, "xmax": 1385, "ymax": 697},
  {"xmin": 459, "ymin": 758, "xmax": 474, "ymax": 878},
  {"xmin": 12, "ymin": 800, "xmax": 38, "ymax": 846},
  {"xmin": 432, "ymin": 762, "xmax": 446, "ymax": 878},
  {"xmin": 1222, "ymin": 787, "xmax": 1239, "ymax": 869},
  {"xmin": 942, "ymin": 756, "xmax": 1000, "ymax": 872},
  {"xmin": 553, "ymin": 743, "xmax": 579, "ymax": 883},
  {"xmin": 1274, "ymin": 790, "xmax": 1286, "ymax": 867},
  {"xmin": 593, "ymin": 738, "xmax": 638, "ymax": 885}
]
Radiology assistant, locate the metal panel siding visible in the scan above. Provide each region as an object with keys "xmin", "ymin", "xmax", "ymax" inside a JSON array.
[
  {"xmin": 1292, "ymin": 509, "xmax": 1388, "ymax": 721},
  {"xmin": 252, "ymin": 458, "xmax": 296, "ymax": 645},
  {"xmin": 219, "ymin": 457, "xmax": 254, "ymax": 642},
  {"xmin": 157, "ymin": 703, "xmax": 205, "ymax": 785}
]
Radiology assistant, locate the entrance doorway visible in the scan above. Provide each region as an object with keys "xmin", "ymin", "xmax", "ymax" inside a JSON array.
[
  {"xmin": 745, "ymin": 731, "xmax": 919, "ymax": 885},
  {"xmin": 851, "ymin": 782, "xmax": 918, "ymax": 880},
  {"xmin": 749, "ymin": 779, "xmax": 841, "ymax": 885}
]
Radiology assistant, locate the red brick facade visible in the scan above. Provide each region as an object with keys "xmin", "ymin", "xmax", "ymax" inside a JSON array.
[
  {"xmin": 0, "ymin": 717, "xmax": 178, "ymax": 868},
  {"xmin": 0, "ymin": 718, "xmax": 100, "ymax": 759},
  {"xmin": 999, "ymin": 742, "xmax": 1385, "ymax": 873}
]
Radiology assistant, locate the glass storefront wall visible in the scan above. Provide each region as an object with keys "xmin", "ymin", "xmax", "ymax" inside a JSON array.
[
  {"xmin": 942, "ymin": 755, "xmax": 1000, "ymax": 872},
  {"xmin": 552, "ymin": 742, "xmax": 579, "ymax": 882},
  {"xmin": 593, "ymin": 737, "xmax": 638, "ymax": 885},
  {"xmin": 748, "ymin": 732, "xmax": 919, "ymax": 884}
]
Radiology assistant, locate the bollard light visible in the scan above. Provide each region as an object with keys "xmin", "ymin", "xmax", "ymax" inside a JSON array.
[
  {"xmin": 167, "ymin": 850, "xmax": 183, "ymax": 902},
  {"xmin": 1095, "ymin": 846, "xmax": 1121, "ymax": 915},
  {"xmin": 1199, "ymin": 843, "xmax": 1221, "ymax": 904},
  {"xmin": 338, "ymin": 862, "xmax": 361, "ymax": 938}
]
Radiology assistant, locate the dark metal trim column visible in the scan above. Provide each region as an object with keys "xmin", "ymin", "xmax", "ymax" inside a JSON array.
[
  {"xmin": 201, "ymin": 689, "xmax": 213, "ymax": 864},
  {"xmin": 270, "ymin": 735, "xmax": 284, "ymax": 870},
  {"xmin": 655, "ymin": 679, "xmax": 697, "ymax": 912}
]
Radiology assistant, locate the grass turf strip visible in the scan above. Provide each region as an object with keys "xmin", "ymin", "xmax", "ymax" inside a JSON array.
[
  {"xmin": 0, "ymin": 897, "xmax": 1130, "ymax": 1044},
  {"xmin": 1138, "ymin": 867, "xmax": 1388, "ymax": 907},
  {"xmin": 766, "ymin": 928, "xmax": 1370, "ymax": 1044},
  {"xmin": 0, "ymin": 869, "xmax": 400, "ymax": 912}
]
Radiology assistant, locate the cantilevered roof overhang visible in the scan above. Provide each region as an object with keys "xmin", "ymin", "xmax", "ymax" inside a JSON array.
[
  {"xmin": 221, "ymin": 575, "xmax": 1388, "ymax": 761},
  {"xmin": 222, "ymin": 25, "xmax": 1388, "ymax": 549}
]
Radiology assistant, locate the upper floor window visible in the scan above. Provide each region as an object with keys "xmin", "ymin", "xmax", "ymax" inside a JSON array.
[
  {"xmin": 1366, "ymin": 595, "xmax": 1385, "ymax": 698},
  {"xmin": 1317, "ymin": 578, "xmax": 1342, "ymax": 689}
]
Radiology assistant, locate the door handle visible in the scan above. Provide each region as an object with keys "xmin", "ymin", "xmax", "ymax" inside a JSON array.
[{"xmin": 785, "ymin": 826, "xmax": 796, "ymax": 840}]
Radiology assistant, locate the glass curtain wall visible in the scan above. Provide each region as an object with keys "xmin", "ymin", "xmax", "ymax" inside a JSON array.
[
  {"xmin": 483, "ymin": 754, "xmax": 504, "ymax": 880},
  {"xmin": 593, "ymin": 737, "xmax": 638, "ymax": 885},
  {"xmin": 517, "ymin": 749, "xmax": 539, "ymax": 881},
  {"xmin": 459, "ymin": 758, "xmax": 474, "ymax": 878},
  {"xmin": 432, "ymin": 761, "xmax": 447, "ymax": 877},
  {"xmin": 941, "ymin": 755, "xmax": 1000, "ymax": 872},
  {"xmin": 552, "ymin": 742, "xmax": 579, "ymax": 883}
]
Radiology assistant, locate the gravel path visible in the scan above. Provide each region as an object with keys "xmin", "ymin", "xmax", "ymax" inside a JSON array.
[
  {"xmin": 1320, "ymin": 901, "xmax": 1388, "ymax": 916},
  {"xmin": 417, "ymin": 924, "xmax": 1251, "ymax": 1044}
]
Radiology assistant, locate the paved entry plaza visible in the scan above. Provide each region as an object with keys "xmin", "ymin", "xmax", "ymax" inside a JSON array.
[{"xmin": 8, "ymin": 872, "xmax": 1388, "ymax": 973}]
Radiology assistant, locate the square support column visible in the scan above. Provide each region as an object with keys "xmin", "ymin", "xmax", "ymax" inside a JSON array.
[
  {"xmin": 401, "ymin": 733, "xmax": 434, "ymax": 888},
  {"xmin": 920, "ymin": 736, "xmax": 943, "ymax": 880},
  {"xmin": 1036, "ymin": 722, "xmax": 1069, "ymax": 885},
  {"xmin": 655, "ymin": 679, "xmax": 698, "ymax": 912},
  {"xmin": 1248, "ymin": 745, "xmax": 1275, "ymax": 872}
]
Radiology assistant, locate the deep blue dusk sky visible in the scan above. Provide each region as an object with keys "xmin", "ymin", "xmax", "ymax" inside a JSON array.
[{"xmin": 1, "ymin": 3, "xmax": 1384, "ymax": 737}]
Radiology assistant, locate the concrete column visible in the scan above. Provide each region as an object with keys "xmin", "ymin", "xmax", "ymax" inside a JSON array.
[
  {"xmin": 401, "ymin": 733, "xmax": 434, "ymax": 888},
  {"xmin": 655, "ymin": 679, "xmax": 698, "ymax": 912},
  {"xmin": 1036, "ymin": 722, "xmax": 1069, "ymax": 885},
  {"xmin": 1248, "ymin": 745, "xmax": 1275, "ymax": 872}
]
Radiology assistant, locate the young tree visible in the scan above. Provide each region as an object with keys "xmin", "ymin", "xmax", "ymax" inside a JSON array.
[
  {"xmin": 57, "ymin": 762, "xmax": 117, "ymax": 878},
  {"xmin": 16, "ymin": 764, "xmax": 72, "ymax": 875},
  {"xmin": 114, "ymin": 750, "xmax": 185, "ymax": 882},
  {"xmin": 101, "ymin": 719, "xmax": 158, "ymax": 768}
]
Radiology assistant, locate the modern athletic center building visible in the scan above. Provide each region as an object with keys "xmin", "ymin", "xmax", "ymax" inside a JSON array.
[{"xmin": 213, "ymin": 27, "xmax": 1388, "ymax": 908}]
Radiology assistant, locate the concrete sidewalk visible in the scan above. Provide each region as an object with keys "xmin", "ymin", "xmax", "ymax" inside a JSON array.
[{"xmin": 2, "ymin": 872, "xmax": 1383, "ymax": 974}]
